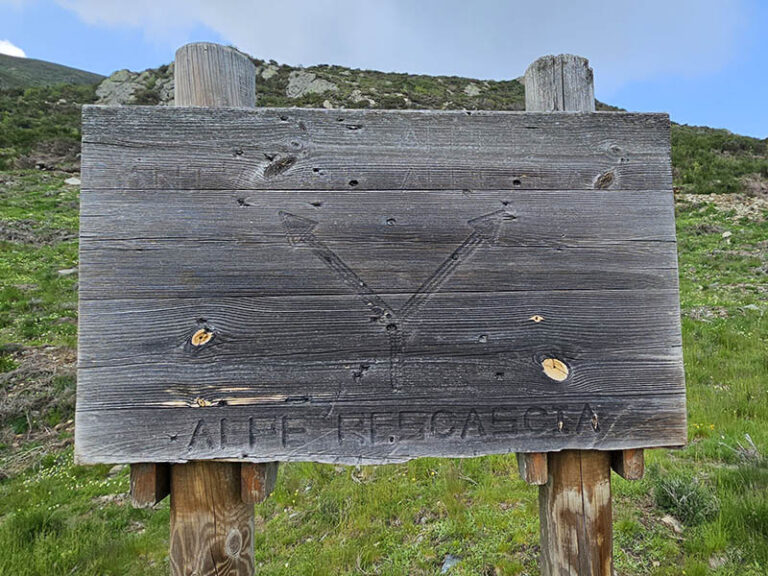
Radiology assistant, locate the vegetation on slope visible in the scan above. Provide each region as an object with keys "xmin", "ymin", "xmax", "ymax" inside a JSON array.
[
  {"xmin": 0, "ymin": 53, "xmax": 103, "ymax": 90},
  {"xmin": 0, "ymin": 56, "xmax": 766, "ymax": 575},
  {"xmin": 0, "ymin": 84, "xmax": 97, "ymax": 171}
]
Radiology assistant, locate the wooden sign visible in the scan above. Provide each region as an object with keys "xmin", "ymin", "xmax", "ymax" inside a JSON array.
[{"xmin": 75, "ymin": 106, "xmax": 686, "ymax": 464}]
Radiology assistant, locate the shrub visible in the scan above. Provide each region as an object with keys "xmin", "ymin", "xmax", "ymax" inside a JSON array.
[{"xmin": 653, "ymin": 473, "xmax": 720, "ymax": 525}]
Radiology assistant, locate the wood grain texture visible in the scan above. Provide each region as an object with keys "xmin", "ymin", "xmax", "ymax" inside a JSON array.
[
  {"xmin": 525, "ymin": 54, "xmax": 595, "ymax": 113},
  {"xmin": 539, "ymin": 450, "xmax": 612, "ymax": 575},
  {"xmin": 517, "ymin": 452, "xmax": 548, "ymax": 485},
  {"xmin": 76, "ymin": 50, "xmax": 684, "ymax": 466},
  {"xmin": 74, "ymin": 393, "xmax": 685, "ymax": 464},
  {"xmin": 80, "ymin": 106, "xmax": 672, "ymax": 191},
  {"xmin": 241, "ymin": 462, "xmax": 278, "ymax": 504},
  {"xmin": 130, "ymin": 463, "xmax": 170, "ymax": 508},
  {"xmin": 175, "ymin": 43, "xmax": 256, "ymax": 108},
  {"xmin": 611, "ymin": 448, "xmax": 645, "ymax": 480},
  {"xmin": 170, "ymin": 462, "xmax": 254, "ymax": 576}
]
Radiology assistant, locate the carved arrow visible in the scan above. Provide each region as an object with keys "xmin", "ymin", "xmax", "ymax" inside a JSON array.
[
  {"xmin": 398, "ymin": 209, "xmax": 513, "ymax": 320},
  {"xmin": 279, "ymin": 211, "xmax": 395, "ymax": 319},
  {"xmin": 279, "ymin": 209, "xmax": 514, "ymax": 389}
]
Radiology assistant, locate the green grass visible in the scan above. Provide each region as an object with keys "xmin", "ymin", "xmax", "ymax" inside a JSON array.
[
  {"xmin": 0, "ymin": 169, "xmax": 765, "ymax": 575},
  {"xmin": 0, "ymin": 70, "xmax": 766, "ymax": 574},
  {"xmin": 0, "ymin": 172, "xmax": 79, "ymax": 348}
]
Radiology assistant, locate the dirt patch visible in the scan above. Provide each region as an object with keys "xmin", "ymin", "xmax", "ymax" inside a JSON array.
[
  {"xmin": 13, "ymin": 139, "xmax": 81, "ymax": 173},
  {"xmin": 682, "ymin": 306, "xmax": 730, "ymax": 322},
  {"xmin": 677, "ymin": 191, "xmax": 768, "ymax": 222},
  {"xmin": 0, "ymin": 346, "xmax": 76, "ymax": 458},
  {"xmin": 0, "ymin": 218, "xmax": 77, "ymax": 245}
]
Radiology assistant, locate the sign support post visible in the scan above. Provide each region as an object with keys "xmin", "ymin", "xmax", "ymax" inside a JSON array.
[
  {"xmin": 129, "ymin": 42, "xmax": 277, "ymax": 576},
  {"xmin": 519, "ymin": 54, "xmax": 647, "ymax": 575}
]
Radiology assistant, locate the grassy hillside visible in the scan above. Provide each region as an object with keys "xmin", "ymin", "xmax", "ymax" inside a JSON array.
[
  {"xmin": 0, "ymin": 53, "xmax": 103, "ymax": 90},
  {"xmin": 0, "ymin": 58, "xmax": 766, "ymax": 575}
]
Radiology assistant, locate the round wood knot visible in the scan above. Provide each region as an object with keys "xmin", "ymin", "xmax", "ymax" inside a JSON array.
[
  {"xmin": 225, "ymin": 528, "xmax": 243, "ymax": 558},
  {"xmin": 541, "ymin": 358, "xmax": 569, "ymax": 381},
  {"xmin": 529, "ymin": 315, "xmax": 544, "ymax": 323},
  {"xmin": 191, "ymin": 328, "xmax": 213, "ymax": 346}
]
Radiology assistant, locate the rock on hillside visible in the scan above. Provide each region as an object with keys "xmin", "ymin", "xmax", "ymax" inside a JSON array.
[{"xmin": 96, "ymin": 64, "xmax": 175, "ymax": 105}]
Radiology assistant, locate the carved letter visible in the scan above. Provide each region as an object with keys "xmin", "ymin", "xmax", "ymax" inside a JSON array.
[
  {"xmin": 460, "ymin": 409, "xmax": 486, "ymax": 439},
  {"xmin": 523, "ymin": 407, "xmax": 548, "ymax": 432},
  {"xmin": 188, "ymin": 419, "xmax": 215, "ymax": 450},
  {"xmin": 491, "ymin": 408, "xmax": 517, "ymax": 436},
  {"xmin": 430, "ymin": 410, "xmax": 456, "ymax": 438}
]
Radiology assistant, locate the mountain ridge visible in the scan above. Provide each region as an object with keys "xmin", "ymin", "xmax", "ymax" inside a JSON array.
[{"xmin": 0, "ymin": 53, "xmax": 103, "ymax": 90}]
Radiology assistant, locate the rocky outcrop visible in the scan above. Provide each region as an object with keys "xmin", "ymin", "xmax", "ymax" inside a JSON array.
[
  {"xmin": 285, "ymin": 70, "xmax": 338, "ymax": 98},
  {"xmin": 96, "ymin": 65, "xmax": 174, "ymax": 106}
]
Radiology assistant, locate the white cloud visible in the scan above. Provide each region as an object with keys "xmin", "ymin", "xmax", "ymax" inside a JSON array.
[
  {"xmin": 0, "ymin": 39, "xmax": 26, "ymax": 58},
  {"xmin": 54, "ymin": 0, "xmax": 747, "ymax": 95}
]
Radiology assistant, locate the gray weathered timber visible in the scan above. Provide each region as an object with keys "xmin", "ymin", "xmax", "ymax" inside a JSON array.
[
  {"xmin": 76, "ymin": 393, "xmax": 685, "ymax": 464},
  {"xmin": 80, "ymin": 107, "xmax": 671, "ymax": 191},
  {"xmin": 77, "ymin": 189, "xmax": 678, "ymax": 301},
  {"xmin": 525, "ymin": 54, "xmax": 595, "ymax": 113},
  {"xmin": 76, "ymin": 80, "xmax": 684, "ymax": 465},
  {"xmin": 174, "ymin": 42, "xmax": 256, "ymax": 109},
  {"xmin": 528, "ymin": 53, "xmax": 615, "ymax": 576}
]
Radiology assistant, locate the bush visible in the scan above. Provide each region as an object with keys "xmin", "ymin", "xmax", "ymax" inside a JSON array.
[{"xmin": 653, "ymin": 473, "xmax": 720, "ymax": 525}]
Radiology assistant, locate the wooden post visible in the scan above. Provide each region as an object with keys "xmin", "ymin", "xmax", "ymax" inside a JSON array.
[
  {"xmin": 521, "ymin": 54, "xmax": 644, "ymax": 575},
  {"xmin": 168, "ymin": 42, "xmax": 273, "ymax": 576},
  {"xmin": 130, "ymin": 463, "xmax": 170, "ymax": 508},
  {"xmin": 539, "ymin": 450, "xmax": 612, "ymax": 575}
]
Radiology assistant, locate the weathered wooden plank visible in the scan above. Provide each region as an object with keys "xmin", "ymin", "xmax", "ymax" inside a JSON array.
[
  {"xmin": 76, "ymin": 351, "xmax": 684, "ymax": 413},
  {"xmin": 80, "ymin": 107, "xmax": 672, "ymax": 191},
  {"xmin": 79, "ymin": 189, "xmax": 676, "ymax": 243},
  {"xmin": 76, "ymin": 289, "xmax": 682, "ymax": 367},
  {"xmin": 74, "ymin": 394, "xmax": 686, "ymax": 465},
  {"xmin": 78, "ymin": 243, "xmax": 678, "ymax": 299}
]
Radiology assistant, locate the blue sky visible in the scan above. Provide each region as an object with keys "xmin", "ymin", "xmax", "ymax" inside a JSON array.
[{"xmin": 1, "ymin": 0, "xmax": 766, "ymax": 138}]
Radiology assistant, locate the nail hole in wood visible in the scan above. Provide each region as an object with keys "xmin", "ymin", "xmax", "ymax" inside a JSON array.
[{"xmin": 349, "ymin": 179, "xmax": 359, "ymax": 187}]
